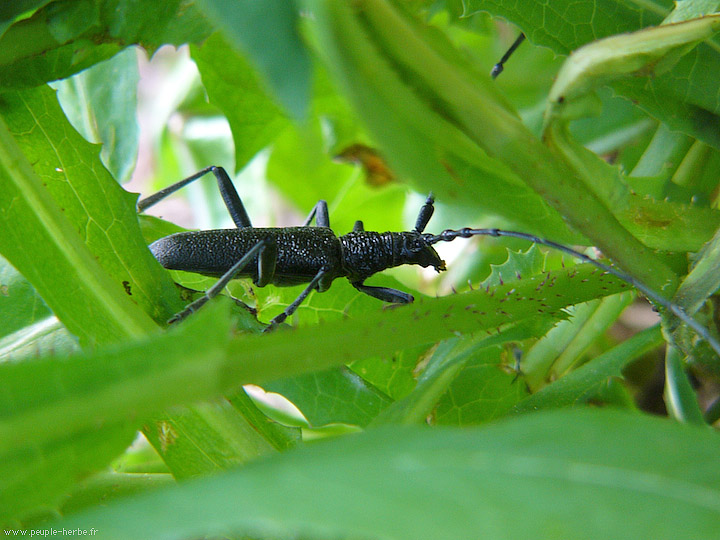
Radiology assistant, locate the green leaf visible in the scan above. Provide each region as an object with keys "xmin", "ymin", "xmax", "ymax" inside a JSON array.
[
  {"xmin": 191, "ymin": 32, "xmax": 289, "ymax": 172},
  {"xmin": 0, "ymin": 255, "xmax": 52, "ymax": 340},
  {"xmin": 373, "ymin": 317, "xmax": 555, "ymax": 426},
  {"xmin": 0, "ymin": 113, "xmax": 154, "ymax": 345},
  {"xmin": 664, "ymin": 346, "xmax": 706, "ymax": 425},
  {"xmin": 0, "ymin": 265, "xmax": 628, "ymax": 459},
  {"xmin": 52, "ymin": 409, "xmax": 720, "ymax": 540},
  {"xmin": 197, "ymin": 0, "xmax": 312, "ymax": 118},
  {"xmin": 548, "ymin": 292, "xmax": 635, "ymax": 378},
  {"xmin": 58, "ymin": 471, "xmax": 174, "ymax": 517},
  {"xmin": 482, "ymin": 244, "xmax": 545, "ymax": 287},
  {"xmin": 463, "ymin": 0, "xmax": 671, "ymax": 54},
  {"xmin": 513, "ymin": 324, "xmax": 664, "ymax": 413},
  {"xmin": 0, "ymin": 1, "xmax": 53, "ymax": 37},
  {"xmin": 0, "ymin": 0, "xmax": 212, "ymax": 89},
  {"xmin": 0, "ymin": 256, "xmax": 77, "ymax": 359},
  {"xmin": 142, "ymin": 399, "xmax": 285, "ymax": 480},
  {"xmin": 612, "ymin": 42, "xmax": 720, "ymax": 149},
  {"xmin": 2, "ymin": 420, "xmax": 137, "ymax": 525},
  {"xmin": 0, "ymin": 86, "xmax": 183, "ymax": 329},
  {"xmin": 266, "ymin": 366, "xmax": 393, "ymax": 428},
  {"xmin": 52, "ymin": 47, "xmax": 140, "ymax": 183},
  {"xmin": 544, "ymin": 14, "xmax": 720, "ymax": 135},
  {"xmin": 350, "ymin": 345, "xmax": 423, "ymax": 401}
]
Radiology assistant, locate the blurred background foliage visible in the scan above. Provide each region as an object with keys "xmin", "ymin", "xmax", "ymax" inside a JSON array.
[{"xmin": 1, "ymin": 0, "xmax": 720, "ymax": 535}]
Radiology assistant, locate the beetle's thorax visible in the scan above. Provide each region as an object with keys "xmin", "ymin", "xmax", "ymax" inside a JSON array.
[
  {"xmin": 339, "ymin": 231, "xmax": 394, "ymax": 281},
  {"xmin": 339, "ymin": 231, "xmax": 445, "ymax": 281}
]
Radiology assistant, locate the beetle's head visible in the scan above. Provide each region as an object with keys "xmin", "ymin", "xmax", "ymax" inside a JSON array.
[{"xmin": 394, "ymin": 232, "xmax": 446, "ymax": 272}]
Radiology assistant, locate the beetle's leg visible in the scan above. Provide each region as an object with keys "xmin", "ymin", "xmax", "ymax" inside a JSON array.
[
  {"xmin": 255, "ymin": 237, "xmax": 277, "ymax": 287},
  {"xmin": 264, "ymin": 268, "xmax": 328, "ymax": 331},
  {"xmin": 414, "ymin": 193, "xmax": 435, "ymax": 233},
  {"xmin": 168, "ymin": 240, "xmax": 266, "ymax": 324},
  {"xmin": 137, "ymin": 166, "xmax": 252, "ymax": 229},
  {"xmin": 351, "ymin": 280, "xmax": 414, "ymax": 304},
  {"xmin": 352, "ymin": 220, "xmax": 364, "ymax": 232},
  {"xmin": 301, "ymin": 200, "xmax": 330, "ymax": 227},
  {"xmin": 137, "ymin": 166, "xmax": 215, "ymax": 212}
]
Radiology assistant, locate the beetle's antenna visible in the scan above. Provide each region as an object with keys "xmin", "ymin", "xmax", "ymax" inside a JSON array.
[
  {"xmin": 426, "ymin": 227, "xmax": 720, "ymax": 357},
  {"xmin": 491, "ymin": 33, "xmax": 526, "ymax": 79},
  {"xmin": 414, "ymin": 193, "xmax": 435, "ymax": 233}
]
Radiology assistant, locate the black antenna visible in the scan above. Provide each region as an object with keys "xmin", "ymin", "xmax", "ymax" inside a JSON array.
[
  {"xmin": 425, "ymin": 227, "xmax": 720, "ymax": 357},
  {"xmin": 491, "ymin": 33, "xmax": 526, "ymax": 79}
]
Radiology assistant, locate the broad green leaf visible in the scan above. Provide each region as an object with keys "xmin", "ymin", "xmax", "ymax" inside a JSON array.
[
  {"xmin": 2, "ymin": 420, "xmax": 137, "ymax": 525},
  {"xmin": 0, "ymin": 303, "xmax": 231, "ymax": 525},
  {"xmin": 433, "ymin": 346, "xmax": 530, "ymax": 425},
  {"xmin": 53, "ymin": 47, "xmax": 140, "ymax": 183},
  {"xmin": 0, "ymin": 0, "xmax": 211, "ymax": 89},
  {"xmin": 0, "ymin": 1, "xmax": 53, "ymax": 37},
  {"xmin": 0, "ymin": 86, "xmax": 183, "ymax": 326},
  {"xmin": 265, "ymin": 366, "xmax": 393, "ymax": 427},
  {"xmin": 613, "ymin": 43, "xmax": 720, "ymax": 149},
  {"xmin": 58, "ymin": 471, "xmax": 174, "ymax": 518},
  {"xmin": 0, "ymin": 265, "xmax": 629, "ymax": 459},
  {"xmin": 372, "ymin": 317, "xmax": 556, "ymax": 426},
  {"xmin": 544, "ymin": 15, "xmax": 720, "ymax": 128},
  {"xmin": 197, "ymin": 0, "xmax": 312, "ymax": 118},
  {"xmin": 462, "ymin": 0, "xmax": 671, "ymax": 54},
  {"xmin": 619, "ymin": 196, "xmax": 720, "ymax": 251},
  {"xmin": 0, "ymin": 114, "xmax": 155, "ymax": 345},
  {"xmin": 142, "ymin": 399, "xmax": 284, "ymax": 480},
  {"xmin": 101, "ymin": 0, "xmax": 212, "ymax": 48},
  {"xmin": 0, "ymin": 256, "xmax": 52, "ymax": 340},
  {"xmin": 350, "ymin": 345, "xmax": 423, "ymax": 401},
  {"xmin": 53, "ymin": 409, "xmax": 720, "ymax": 540},
  {"xmin": 191, "ymin": 32, "xmax": 289, "ymax": 172}
]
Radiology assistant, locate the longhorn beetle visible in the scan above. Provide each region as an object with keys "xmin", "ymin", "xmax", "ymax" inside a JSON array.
[{"xmin": 138, "ymin": 166, "xmax": 720, "ymax": 356}]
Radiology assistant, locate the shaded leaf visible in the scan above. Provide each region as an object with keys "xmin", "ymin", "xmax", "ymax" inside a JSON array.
[
  {"xmin": 513, "ymin": 324, "xmax": 664, "ymax": 413},
  {"xmin": 0, "ymin": 0, "xmax": 212, "ymax": 89},
  {"xmin": 53, "ymin": 47, "xmax": 140, "ymax": 183},
  {"xmin": 52, "ymin": 409, "xmax": 720, "ymax": 540},
  {"xmin": 191, "ymin": 32, "xmax": 289, "ymax": 172},
  {"xmin": 0, "ymin": 85, "xmax": 182, "ymax": 328},
  {"xmin": 198, "ymin": 0, "xmax": 312, "ymax": 118},
  {"xmin": 265, "ymin": 366, "xmax": 393, "ymax": 428},
  {"xmin": 463, "ymin": 0, "xmax": 671, "ymax": 54}
]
